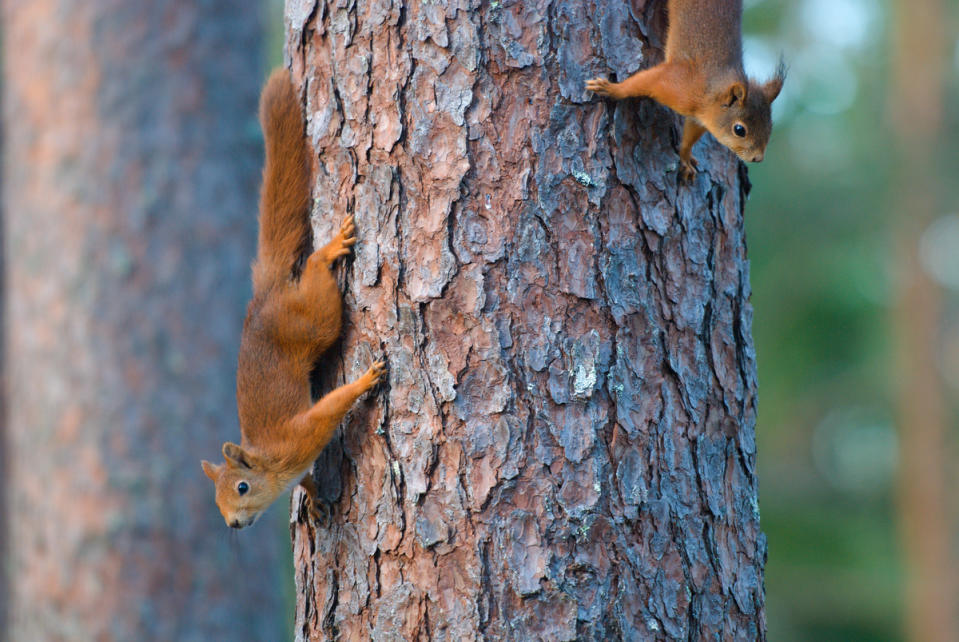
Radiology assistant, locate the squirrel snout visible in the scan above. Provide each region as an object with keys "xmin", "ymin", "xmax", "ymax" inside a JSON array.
[
  {"xmin": 227, "ymin": 515, "xmax": 257, "ymax": 529},
  {"xmin": 750, "ymin": 152, "xmax": 764, "ymax": 163}
]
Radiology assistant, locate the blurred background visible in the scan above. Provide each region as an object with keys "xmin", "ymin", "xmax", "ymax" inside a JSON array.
[
  {"xmin": 1, "ymin": 0, "xmax": 956, "ymax": 640},
  {"xmin": 2, "ymin": 1, "xmax": 294, "ymax": 639},
  {"xmin": 745, "ymin": 0, "xmax": 959, "ymax": 639}
]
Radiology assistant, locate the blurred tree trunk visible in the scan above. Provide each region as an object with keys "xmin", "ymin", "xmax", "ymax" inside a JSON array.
[
  {"xmin": 0, "ymin": 135, "xmax": 6, "ymax": 636},
  {"xmin": 3, "ymin": 2, "xmax": 287, "ymax": 640},
  {"xmin": 889, "ymin": 0, "xmax": 956, "ymax": 640},
  {"xmin": 287, "ymin": 1, "xmax": 764, "ymax": 639}
]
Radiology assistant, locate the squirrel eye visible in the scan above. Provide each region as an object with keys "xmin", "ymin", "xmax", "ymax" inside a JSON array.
[
  {"xmin": 237, "ymin": 481, "xmax": 249, "ymax": 495},
  {"xmin": 733, "ymin": 123, "xmax": 747, "ymax": 138}
]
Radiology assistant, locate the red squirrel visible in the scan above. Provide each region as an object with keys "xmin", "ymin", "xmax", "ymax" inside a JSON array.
[
  {"xmin": 202, "ymin": 70, "xmax": 385, "ymax": 529},
  {"xmin": 586, "ymin": 0, "xmax": 785, "ymax": 182}
]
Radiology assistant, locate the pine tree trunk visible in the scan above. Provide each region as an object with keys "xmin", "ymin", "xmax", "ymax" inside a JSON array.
[
  {"xmin": 287, "ymin": 1, "xmax": 765, "ymax": 639},
  {"xmin": 3, "ymin": 2, "xmax": 286, "ymax": 639}
]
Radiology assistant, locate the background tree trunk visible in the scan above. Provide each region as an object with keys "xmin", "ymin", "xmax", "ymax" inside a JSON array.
[
  {"xmin": 287, "ymin": 1, "xmax": 764, "ymax": 639},
  {"xmin": 889, "ymin": 0, "xmax": 956, "ymax": 640},
  {"xmin": 3, "ymin": 1, "xmax": 286, "ymax": 639}
]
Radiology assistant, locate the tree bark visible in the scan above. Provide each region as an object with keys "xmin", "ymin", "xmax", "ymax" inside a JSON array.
[
  {"xmin": 287, "ymin": 1, "xmax": 764, "ymax": 639},
  {"xmin": 3, "ymin": 2, "xmax": 286, "ymax": 639},
  {"xmin": 889, "ymin": 0, "xmax": 956, "ymax": 640}
]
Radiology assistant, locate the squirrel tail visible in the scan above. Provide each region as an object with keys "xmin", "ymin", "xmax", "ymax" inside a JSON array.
[{"xmin": 253, "ymin": 69, "xmax": 311, "ymax": 293}]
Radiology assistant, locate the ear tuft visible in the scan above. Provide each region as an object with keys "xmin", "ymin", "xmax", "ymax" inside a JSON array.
[
  {"xmin": 724, "ymin": 82, "xmax": 746, "ymax": 107},
  {"xmin": 222, "ymin": 442, "xmax": 255, "ymax": 469},
  {"xmin": 201, "ymin": 460, "xmax": 220, "ymax": 481},
  {"xmin": 763, "ymin": 57, "xmax": 787, "ymax": 103}
]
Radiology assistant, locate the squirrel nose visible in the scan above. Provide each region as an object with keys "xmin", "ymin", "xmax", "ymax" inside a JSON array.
[{"xmin": 751, "ymin": 153, "xmax": 764, "ymax": 162}]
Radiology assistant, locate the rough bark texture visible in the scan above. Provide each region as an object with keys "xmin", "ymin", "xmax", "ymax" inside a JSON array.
[
  {"xmin": 890, "ymin": 0, "xmax": 956, "ymax": 639},
  {"xmin": 287, "ymin": 1, "xmax": 764, "ymax": 639},
  {"xmin": 3, "ymin": 2, "xmax": 286, "ymax": 639}
]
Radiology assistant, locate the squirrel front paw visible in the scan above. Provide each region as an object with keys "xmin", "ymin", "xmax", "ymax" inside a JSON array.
[
  {"xmin": 298, "ymin": 475, "xmax": 331, "ymax": 526},
  {"xmin": 313, "ymin": 214, "xmax": 357, "ymax": 266},
  {"xmin": 359, "ymin": 360, "xmax": 387, "ymax": 392},
  {"xmin": 305, "ymin": 493, "xmax": 330, "ymax": 525},
  {"xmin": 678, "ymin": 157, "xmax": 698, "ymax": 184},
  {"xmin": 327, "ymin": 214, "xmax": 357, "ymax": 261},
  {"xmin": 585, "ymin": 77, "xmax": 620, "ymax": 99},
  {"xmin": 299, "ymin": 488, "xmax": 330, "ymax": 526}
]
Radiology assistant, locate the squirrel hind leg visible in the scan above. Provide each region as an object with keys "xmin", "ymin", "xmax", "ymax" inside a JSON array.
[
  {"xmin": 285, "ymin": 214, "xmax": 357, "ymax": 352},
  {"xmin": 272, "ymin": 258, "xmax": 343, "ymax": 356}
]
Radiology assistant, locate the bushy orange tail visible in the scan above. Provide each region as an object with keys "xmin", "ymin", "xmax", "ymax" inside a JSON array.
[{"xmin": 252, "ymin": 69, "xmax": 311, "ymax": 293}]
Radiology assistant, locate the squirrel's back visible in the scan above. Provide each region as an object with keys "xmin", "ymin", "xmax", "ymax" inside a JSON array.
[
  {"xmin": 666, "ymin": 0, "xmax": 744, "ymax": 76},
  {"xmin": 252, "ymin": 70, "xmax": 311, "ymax": 294}
]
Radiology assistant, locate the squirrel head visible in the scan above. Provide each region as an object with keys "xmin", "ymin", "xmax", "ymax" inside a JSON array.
[
  {"xmin": 201, "ymin": 442, "xmax": 285, "ymax": 529},
  {"xmin": 701, "ymin": 62, "xmax": 786, "ymax": 163}
]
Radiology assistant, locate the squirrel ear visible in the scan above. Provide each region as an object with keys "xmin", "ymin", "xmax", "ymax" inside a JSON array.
[
  {"xmin": 724, "ymin": 82, "xmax": 746, "ymax": 107},
  {"xmin": 201, "ymin": 460, "xmax": 221, "ymax": 481},
  {"xmin": 222, "ymin": 442, "xmax": 256, "ymax": 469},
  {"xmin": 763, "ymin": 76, "xmax": 784, "ymax": 103}
]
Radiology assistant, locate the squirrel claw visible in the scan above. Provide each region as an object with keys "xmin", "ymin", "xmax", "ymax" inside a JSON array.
[
  {"xmin": 339, "ymin": 215, "xmax": 355, "ymax": 237},
  {"xmin": 362, "ymin": 360, "xmax": 387, "ymax": 389},
  {"xmin": 298, "ymin": 476, "xmax": 331, "ymax": 526},
  {"xmin": 336, "ymin": 216, "xmax": 356, "ymax": 248},
  {"xmin": 318, "ymin": 215, "xmax": 357, "ymax": 263},
  {"xmin": 304, "ymin": 493, "xmax": 329, "ymax": 526},
  {"xmin": 678, "ymin": 157, "xmax": 698, "ymax": 183}
]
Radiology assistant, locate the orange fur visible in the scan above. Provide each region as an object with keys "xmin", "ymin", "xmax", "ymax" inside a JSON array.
[
  {"xmin": 201, "ymin": 69, "xmax": 385, "ymax": 529},
  {"xmin": 586, "ymin": 0, "xmax": 785, "ymax": 182}
]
